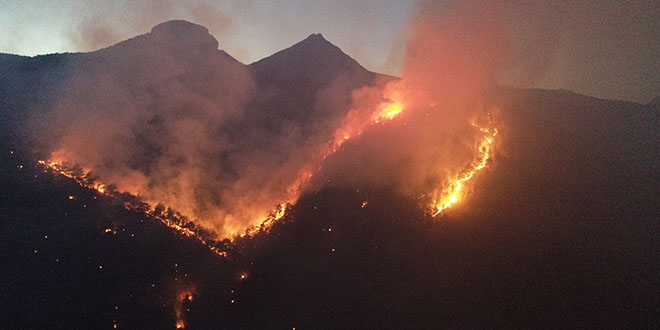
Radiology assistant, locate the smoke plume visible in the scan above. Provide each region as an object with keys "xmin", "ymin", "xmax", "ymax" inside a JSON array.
[{"xmin": 310, "ymin": 1, "xmax": 506, "ymax": 206}]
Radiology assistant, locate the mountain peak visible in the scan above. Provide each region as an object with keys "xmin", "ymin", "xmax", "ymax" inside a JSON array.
[
  {"xmin": 150, "ymin": 20, "xmax": 209, "ymax": 36},
  {"xmin": 148, "ymin": 20, "xmax": 219, "ymax": 53},
  {"xmin": 248, "ymin": 32, "xmax": 370, "ymax": 87},
  {"xmin": 303, "ymin": 33, "xmax": 326, "ymax": 42},
  {"xmin": 294, "ymin": 33, "xmax": 341, "ymax": 54}
]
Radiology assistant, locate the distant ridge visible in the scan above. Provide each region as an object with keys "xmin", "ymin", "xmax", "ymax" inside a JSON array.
[{"xmin": 93, "ymin": 19, "xmax": 241, "ymax": 65}]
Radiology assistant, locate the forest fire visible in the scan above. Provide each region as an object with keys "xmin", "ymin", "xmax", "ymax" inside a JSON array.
[
  {"xmin": 37, "ymin": 84, "xmax": 498, "ymax": 246},
  {"xmin": 37, "ymin": 160, "xmax": 108, "ymax": 195}
]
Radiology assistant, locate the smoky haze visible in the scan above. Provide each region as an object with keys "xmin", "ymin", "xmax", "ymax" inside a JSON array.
[
  {"xmin": 25, "ymin": 21, "xmax": 384, "ymax": 236},
  {"xmin": 495, "ymin": 0, "xmax": 659, "ymax": 103},
  {"xmin": 27, "ymin": 21, "xmax": 328, "ymax": 235}
]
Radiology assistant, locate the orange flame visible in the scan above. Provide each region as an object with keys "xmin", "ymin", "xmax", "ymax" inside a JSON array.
[
  {"xmin": 37, "ymin": 159, "xmax": 230, "ymax": 258},
  {"xmin": 429, "ymin": 124, "xmax": 497, "ymax": 216},
  {"xmin": 375, "ymin": 101, "xmax": 403, "ymax": 123}
]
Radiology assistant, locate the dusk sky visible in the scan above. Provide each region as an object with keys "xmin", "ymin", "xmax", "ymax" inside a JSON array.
[{"xmin": 0, "ymin": 0, "xmax": 657, "ymax": 103}]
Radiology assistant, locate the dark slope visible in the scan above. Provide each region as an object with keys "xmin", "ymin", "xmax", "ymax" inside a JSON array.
[
  {"xmin": 0, "ymin": 53, "xmax": 73, "ymax": 146},
  {"xmin": 0, "ymin": 149, "xmax": 238, "ymax": 330},
  {"xmin": 460, "ymin": 89, "xmax": 659, "ymax": 329}
]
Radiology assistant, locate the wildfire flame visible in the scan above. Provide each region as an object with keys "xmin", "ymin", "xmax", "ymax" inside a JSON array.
[
  {"xmin": 301, "ymin": 100, "xmax": 406, "ymax": 182},
  {"xmin": 375, "ymin": 101, "xmax": 403, "ymax": 123},
  {"xmin": 37, "ymin": 90, "xmax": 497, "ymax": 245},
  {"xmin": 429, "ymin": 124, "xmax": 497, "ymax": 216}
]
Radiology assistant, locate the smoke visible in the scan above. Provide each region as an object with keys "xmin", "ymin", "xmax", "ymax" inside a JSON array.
[
  {"xmin": 30, "ymin": 21, "xmax": 267, "ymax": 235},
  {"xmin": 492, "ymin": 0, "xmax": 659, "ymax": 103},
  {"xmin": 309, "ymin": 1, "xmax": 506, "ymax": 205},
  {"xmin": 27, "ymin": 20, "xmax": 389, "ymax": 236}
]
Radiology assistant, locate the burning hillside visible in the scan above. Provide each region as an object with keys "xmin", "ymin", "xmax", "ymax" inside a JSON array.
[{"xmin": 5, "ymin": 16, "xmax": 503, "ymax": 239}]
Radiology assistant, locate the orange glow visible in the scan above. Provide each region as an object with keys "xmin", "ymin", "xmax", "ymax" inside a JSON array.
[
  {"xmin": 95, "ymin": 184, "xmax": 106, "ymax": 194},
  {"xmin": 174, "ymin": 288, "xmax": 195, "ymax": 329},
  {"xmin": 37, "ymin": 160, "xmax": 107, "ymax": 195}
]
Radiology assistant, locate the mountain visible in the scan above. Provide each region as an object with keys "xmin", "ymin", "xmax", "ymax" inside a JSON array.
[
  {"xmin": 0, "ymin": 20, "xmax": 249, "ymax": 153},
  {"xmin": 250, "ymin": 33, "xmax": 373, "ymax": 88},
  {"xmin": 243, "ymin": 33, "xmax": 390, "ymax": 148},
  {"xmin": 1, "ymin": 20, "xmax": 659, "ymax": 329}
]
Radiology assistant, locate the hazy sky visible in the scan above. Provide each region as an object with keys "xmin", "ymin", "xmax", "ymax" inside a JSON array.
[
  {"xmin": 0, "ymin": 1, "xmax": 414, "ymax": 73},
  {"xmin": 0, "ymin": 0, "xmax": 657, "ymax": 103}
]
